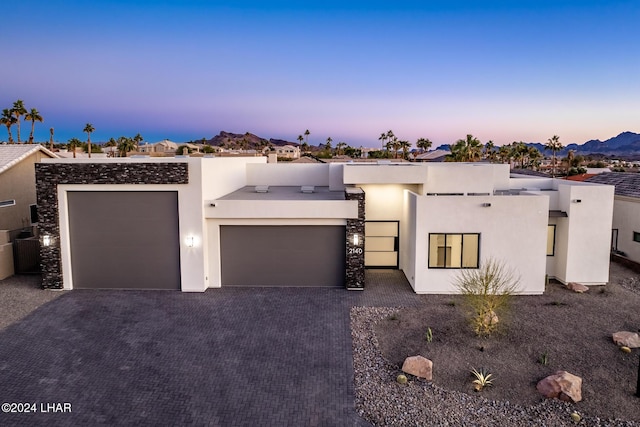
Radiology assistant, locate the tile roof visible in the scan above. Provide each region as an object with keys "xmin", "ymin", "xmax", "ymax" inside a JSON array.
[
  {"xmin": 585, "ymin": 172, "xmax": 640, "ymax": 198},
  {"xmin": 0, "ymin": 144, "xmax": 57, "ymax": 175}
]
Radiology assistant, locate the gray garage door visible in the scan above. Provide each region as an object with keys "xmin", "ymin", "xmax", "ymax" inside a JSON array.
[
  {"xmin": 67, "ymin": 191, "xmax": 181, "ymax": 290},
  {"xmin": 220, "ymin": 225, "xmax": 345, "ymax": 287}
]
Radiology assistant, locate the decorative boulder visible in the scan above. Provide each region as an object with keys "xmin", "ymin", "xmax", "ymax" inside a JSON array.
[
  {"xmin": 536, "ymin": 371, "xmax": 582, "ymax": 403},
  {"xmin": 612, "ymin": 331, "xmax": 640, "ymax": 348},
  {"xmin": 567, "ymin": 282, "xmax": 589, "ymax": 293},
  {"xmin": 401, "ymin": 355, "xmax": 433, "ymax": 381}
]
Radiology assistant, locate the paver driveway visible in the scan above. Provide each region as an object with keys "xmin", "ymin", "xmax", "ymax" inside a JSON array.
[{"xmin": 0, "ymin": 272, "xmax": 420, "ymax": 426}]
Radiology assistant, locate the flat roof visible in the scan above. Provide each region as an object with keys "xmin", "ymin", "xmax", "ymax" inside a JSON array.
[{"xmin": 217, "ymin": 186, "xmax": 346, "ymax": 201}]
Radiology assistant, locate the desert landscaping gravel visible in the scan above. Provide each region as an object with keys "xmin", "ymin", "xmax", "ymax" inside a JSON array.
[{"xmin": 352, "ymin": 262, "xmax": 640, "ymax": 427}]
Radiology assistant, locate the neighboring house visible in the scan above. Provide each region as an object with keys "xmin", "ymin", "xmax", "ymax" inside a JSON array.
[
  {"xmin": 35, "ymin": 158, "xmax": 613, "ymax": 294},
  {"xmin": 0, "ymin": 145, "xmax": 57, "ymax": 234},
  {"xmin": 585, "ymin": 172, "xmax": 640, "ymax": 267},
  {"xmin": 414, "ymin": 149, "xmax": 450, "ymax": 162},
  {"xmin": 151, "ymin": 139, "xmax": 179, "ymax": 153},
  {"xmin": 275, "ymin": 145, "xmax": 300, "ymax": 159}
]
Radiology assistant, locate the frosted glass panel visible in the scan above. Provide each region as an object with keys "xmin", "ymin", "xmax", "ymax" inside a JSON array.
[{"xmin": 366, "ymin": 236, "xmax": 395, "ymax": 251}]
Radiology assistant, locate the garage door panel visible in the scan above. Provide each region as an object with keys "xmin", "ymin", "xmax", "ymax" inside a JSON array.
[
  {"xmin": 220, "ymin": 225, "xmax": 345, "ymax": 287},
  {"xmin": 67, "ymin": 191, "xmax": 181, "ymax": 290}
]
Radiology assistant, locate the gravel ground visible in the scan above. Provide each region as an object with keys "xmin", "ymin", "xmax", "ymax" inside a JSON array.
[
  {"xmin": 352, "ymin": 262, "xmax": 640, "ymax": 427},
  {"xmin": 0, "ymin": 274, "xmax": 63, "ymax": 330}
]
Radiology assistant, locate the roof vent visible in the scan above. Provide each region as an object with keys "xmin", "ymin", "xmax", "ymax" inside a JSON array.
[
  {"xmin": 301, "ymin": 186, "xmax": 315, "ymax": 193},
  {"xmin": 255, "ymin": 185, "xmax": 269, "ymax": 193}
]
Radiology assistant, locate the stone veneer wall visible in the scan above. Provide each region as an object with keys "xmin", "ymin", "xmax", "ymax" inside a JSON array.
[
  {"xmin": 35, "ymin": 162, "xmax": 189, "ymax": 289},
  {"xmin": 345, "ymin": 187, "xmax": 365, "ymax": 289}
]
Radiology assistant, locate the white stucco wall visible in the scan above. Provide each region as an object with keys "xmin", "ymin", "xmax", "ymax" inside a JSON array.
[
  {"xmin": 247, "ymin": 163, "xmax": 330, "ymax": 186},
  {"xmin": 553, "ymin": 182, "xmax": 614, "ymax": 284},
  {"xmin": 201, "ymin": 157, "xmax": 265, "ymax": 200},
  {"xmin": 410, "ymin": 194, "xmax": 548, "ymax": 294},
  {"xmin": 425, "ymin": 163, "xmax": 510, "ymax": 194},
  {"xmin": 400, "ymin": 190, "xmax": 418, "ymax": 289},
  {"xmin": 359, "ymin": 184, "xmax": 421, "ymax": 221},
  {"xmin": 343, "ymin": 164, "xmax": 426, "ymax": 185},
  {"xmin": 612, "ymin": 197, "xmax": 640, "ymax": 264}
]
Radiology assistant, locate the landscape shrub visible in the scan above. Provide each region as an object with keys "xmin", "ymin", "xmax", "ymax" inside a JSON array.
[{"xmin": 453, "ymin": 258, "xmax": 520, "ymax": 336}]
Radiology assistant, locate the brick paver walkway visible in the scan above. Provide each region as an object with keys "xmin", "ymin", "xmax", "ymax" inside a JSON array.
[{"xmin": 0, "ymin": 271, "xmax": 420, "ymax": 426}]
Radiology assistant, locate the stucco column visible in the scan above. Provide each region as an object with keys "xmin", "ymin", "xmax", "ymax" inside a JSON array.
[{"xmin": 345, "ymin": 187, "xmax": 365, "ymax": 290}]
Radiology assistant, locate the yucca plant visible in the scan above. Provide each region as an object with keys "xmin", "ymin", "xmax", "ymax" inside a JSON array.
[{"xmin": 471, "ymin": 367, "xmax": 494, "ymax": 391}]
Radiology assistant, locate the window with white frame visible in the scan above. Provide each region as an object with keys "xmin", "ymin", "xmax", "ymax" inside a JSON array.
[
  {"xmin": 428, "ymin": 233, "xmax": 479, "ymax": 268},
  {"xmin": 0, "ymin": 199, "xmax": 16, "ymax": 208}
]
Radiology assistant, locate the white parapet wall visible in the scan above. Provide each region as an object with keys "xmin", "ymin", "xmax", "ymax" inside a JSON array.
[{"xmin": 409, "ymin": 194, "xmax": 549, "ymax": 294}]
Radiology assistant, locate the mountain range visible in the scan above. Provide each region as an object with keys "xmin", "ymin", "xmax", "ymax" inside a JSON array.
[
  {"xmin": 434, "ymin": 131, "xmax": 640, "ymax": 158},
  {"xmin": 200, "ymin": 131, "xmax": 640, "ymax": 157}
]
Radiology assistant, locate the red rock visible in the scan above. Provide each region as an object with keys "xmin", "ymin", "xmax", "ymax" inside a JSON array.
[
  {"xmin": 536, "ymin": 371, "xmax": 582, "ymax": 403},
  {"xmin": 401, "ymin": 356, "xmax": 433, "ymax": 380},
  {"xmin": 567, "ymin": 282, "xmax": 589, "ymax": 293},
  {"xmin": 612, "ymin": 331, "xmax": 640, "ymax": 348}
]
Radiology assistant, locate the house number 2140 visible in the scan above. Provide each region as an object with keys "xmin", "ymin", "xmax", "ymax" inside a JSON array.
[{"xmin": 348, "ymin": 247, "xmax": 363, "ymax": 255}]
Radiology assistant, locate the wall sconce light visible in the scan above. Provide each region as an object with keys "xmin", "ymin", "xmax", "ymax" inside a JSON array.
[
  {"xmin": 185, "ymin": 236, "xmax": 195, "ymax": 248},
  {"xmin": 572, "ymin": 199, "xmax": 582, "ymax": 204},
  {"xmin": 352, "ymin": 234, "xmax": 361, "ymax": 245},
  {"xmin": 482, "ymin": 203, "xmax": 492, "ymax": 207},
  {"xmin": 42, "ymin": 235, "xmax": 51, "ymax": 247}
]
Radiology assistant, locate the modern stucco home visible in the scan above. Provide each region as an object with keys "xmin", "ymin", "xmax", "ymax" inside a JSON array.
[
  {"xmin": 585, "ymin": 172, "xmax": 640, "ymax": 269},
  {"xmin": 35, "ymin": 157, "xmax": 614, "ymax": 294}
]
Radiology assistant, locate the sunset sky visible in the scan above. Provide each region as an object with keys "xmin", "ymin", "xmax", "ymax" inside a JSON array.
[{"xmin": 1, "ymin": 0, "xmax": 638, "ymax": 148}]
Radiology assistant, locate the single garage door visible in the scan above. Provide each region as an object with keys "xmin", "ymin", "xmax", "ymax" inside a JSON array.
[
  {"xmin": 220, "ymin": 225, "xmax": 345, "ymax": 287},
  {"xmin": 67, "ymin": 191, "xmax": 181, "ymax": 290}
]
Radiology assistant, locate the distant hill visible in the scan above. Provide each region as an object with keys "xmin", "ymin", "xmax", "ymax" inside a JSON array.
[
  {"xmin": 437, "ymin": 132, "xmax": 640, "ymax": 158},
  {"xmin": 530, "ymin": 132, "xmax": 640, "ymax": 157},
  {"xmin": 200, "ymin": 131, "xmax": 299, "ymax": 150}
]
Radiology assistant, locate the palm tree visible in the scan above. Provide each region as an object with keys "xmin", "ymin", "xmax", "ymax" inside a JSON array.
[
  {"xmin": 378, "ymin": 132, "xmax": 387, "ymax": 151},
  {"xmin": 83, "ymin": 123, "xmax": 95, "ymax": 158},
  {"xmin": 416, "ymin": 138, "xmax": 432, "ymax": 153},
  {"xmin": 297, "ymin": 134, "xmax": 304, "ymax": 146},
  {"xmin": 449, "ymin": 134, "xmax": 482, "ymax": 162},
  {"xmin": 386, "ymin": 130, "xmax": 395, "ymax": 150},
  {"xmin": 105, "ymin": 137, "xmax": 117, "ymax": 157},
  {"xmin": 1, "ymin": 109, "xmax": 16, "ymax": 143},
  {"xmin": 117, "ymin": 136, "xmax": 136, "ymax": 157},
  {"xmin": 497, "ymin": 145, "xmax": 512, "ymax": 164},
  {"xmin": 391, "ymin": 137, "xmax": 401, "ymax": 159},
  {"xmin": 527, "ymin": 146, "xmax": 542, "ymax": 170},
  {"xmin": 301, "ymin": 141, "xmax": 309, "ymax": 154},
  {"xmin": 545, "ymin": 135, "xmax": 563, "ymax": 177},
  {"xmin": 12, "ymin": 100, "xmax": 27, "ymax": 143},
  {"xmin": 24, "ymin": 108, "xmax": 43, "ymax": 144},
  {"xmin": 336, "ymin": 141, "xmax": 347, "ymax": 156},
  {"xmin": 483, "ymin": 140, "xmax": 495, "ymax": 161},
  {"xmin": 304, "ymin": 129, "xmax": 310, "ymax": 144},
  {"xmin": 67, "ymin": 137, "xmax": 81, "ymax": 158},
  {"xmin": 49, "ymin": 127, "xmax": 54, "ymax": 150},
  {"xmin": 326, "ymin": 137, "xmax": 333, "ymax": 152},
  {"xmin": 399, "ymin": 140, "xmax": 411, "ymax": 159},
  {"xmin": 133, "ymin": 133, "xmax": 143, "ymax": 151}
]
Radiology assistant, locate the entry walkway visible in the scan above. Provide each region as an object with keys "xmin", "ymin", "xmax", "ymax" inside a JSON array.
[{"xmin": 0, "ymin": 271, "xmax": 420, "ymax": 426}]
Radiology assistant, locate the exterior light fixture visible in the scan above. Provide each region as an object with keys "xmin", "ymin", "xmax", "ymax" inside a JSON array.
[
  {"xmin": 185, "ymin": 236, "xmax": 195, "ymax": 248},
  {"xmin": 482, "ymin": 203, "xmax": 492, "ymax": 207},
  {"xmin": 42, "ymin": 235, "xmax": 51, "ymax": 247},
  {"xmin": 572, "ymin": 199, "xmax": 582, "ymax": 204},
  {"xmin": 352, "ymin": 234, "xmax": 360, "ymax": 245}
]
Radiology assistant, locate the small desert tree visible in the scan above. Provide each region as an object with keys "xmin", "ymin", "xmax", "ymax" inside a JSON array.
[{"xmin": 453, "ymin": 258, "xmax": 520, "ymax": 336}]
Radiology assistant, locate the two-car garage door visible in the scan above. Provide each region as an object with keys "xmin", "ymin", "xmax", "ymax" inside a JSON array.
[{"xmin": 220, "ymin": 225, "xmax": 345, "ymax": 287}]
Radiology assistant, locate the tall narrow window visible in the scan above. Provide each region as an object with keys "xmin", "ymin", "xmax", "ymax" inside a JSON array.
[
  {"xmin": 547, "ymin": 225, "xmax": 556, "ymax": 256},
  {"xmin": 0, "ymin": 199, "xmax": 16, "ymax": 208},
  {"xmin": 428, "ymin": 233, "xmax": 479, "ymax": 268}
]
